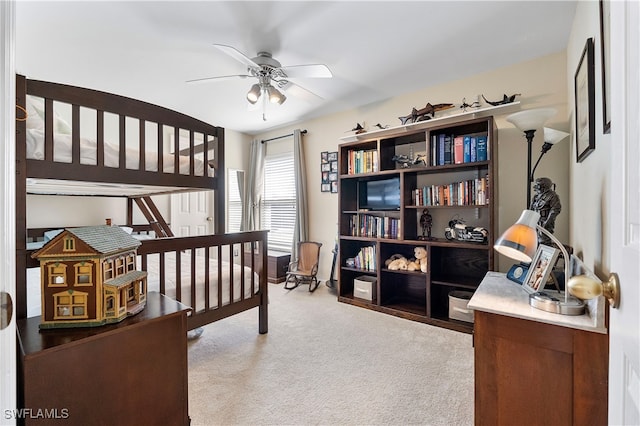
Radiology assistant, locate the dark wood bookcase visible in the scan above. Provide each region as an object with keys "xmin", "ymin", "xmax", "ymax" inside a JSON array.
[{"xmin": 337, "ymin": 116, "xmax": 498, "ymax": 333}]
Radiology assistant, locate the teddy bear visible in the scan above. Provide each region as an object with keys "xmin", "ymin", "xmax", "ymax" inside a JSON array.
[
  {"xmin": 413, "ymin": 246, "xmax": 428, "ymax": 273},
  {"xmin": 385, "ymin": 254, "xmax": 408, "ymax": 270},
  {"xmin": 406, "ymin": 257, "xmax": 421, "ymax": 271}
]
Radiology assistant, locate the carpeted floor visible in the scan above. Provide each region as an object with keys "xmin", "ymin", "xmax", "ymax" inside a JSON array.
[{"xmin": 187, "ymin": 282, "xmax": 474, "ymax": 426}]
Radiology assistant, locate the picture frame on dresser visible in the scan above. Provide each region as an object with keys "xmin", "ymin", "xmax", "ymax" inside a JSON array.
[
  {"xmin": 574, "ymin": 37, "xmax": 595, "ymax": 162},
  {"xmin": 522, "ymin": 244, "xmax": 559, "ymax": 293}
]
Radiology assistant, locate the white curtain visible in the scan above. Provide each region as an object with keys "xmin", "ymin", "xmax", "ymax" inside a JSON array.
[
  {"xmin": 241, "ymin": 139, "xmax": 265, "ymax": 231},
  {"xmin": 291, "ymin": 129, "xmax": 308, "ymax": 259}
]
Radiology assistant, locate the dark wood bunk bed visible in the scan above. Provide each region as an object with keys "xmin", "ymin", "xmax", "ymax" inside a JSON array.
[{"xmin": 15, "ymin": 74, "xmax": 269, "ymax": 334}]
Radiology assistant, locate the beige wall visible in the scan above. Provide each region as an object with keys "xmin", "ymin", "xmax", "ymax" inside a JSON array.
[
  {"xmin": 257, "ymin": 51, "xmax": 570, "ymax": 280},
  {"xmin": 567, "ymin": 1, "xmax": 610, "ymax": 277}
]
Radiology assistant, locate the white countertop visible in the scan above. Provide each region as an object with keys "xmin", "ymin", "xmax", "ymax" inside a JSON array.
[{"xmin": 468, "ymin": 271, "xmax": 607, "ymax": 334}]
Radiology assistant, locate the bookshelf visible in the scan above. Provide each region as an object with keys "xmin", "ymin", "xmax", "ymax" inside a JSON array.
[{"xmin": 337, "ymin": 116, "xmax": 498, "ymax": 333}]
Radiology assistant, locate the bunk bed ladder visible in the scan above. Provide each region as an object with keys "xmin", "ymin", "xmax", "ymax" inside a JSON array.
[{"xmin": 130, "ymin": 196, "xmax": 174, "ymax": 238}]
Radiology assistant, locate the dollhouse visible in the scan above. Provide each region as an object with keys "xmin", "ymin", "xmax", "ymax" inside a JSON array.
[{"xmin": 32, "ymin": 225, "xmax": 147, "ymax": 329}]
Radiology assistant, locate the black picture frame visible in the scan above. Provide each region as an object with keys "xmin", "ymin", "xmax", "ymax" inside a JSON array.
[
  {"xmin": 599, "ymin": 0, "xmax": 611, "ymax": 133},
  {"xmin": 574, "ymin": 38, "xmax": 596, "ymax": 163}
]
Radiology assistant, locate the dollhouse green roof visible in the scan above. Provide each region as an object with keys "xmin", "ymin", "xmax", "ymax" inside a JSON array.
[{"xmin": 67, "ymin": 225, "xmax": 141, "ymax": 254}]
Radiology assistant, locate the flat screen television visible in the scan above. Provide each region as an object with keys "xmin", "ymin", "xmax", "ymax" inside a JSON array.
[{"xmin": 359, "ymin": 177, "xmax": 401, "ymax": 211}]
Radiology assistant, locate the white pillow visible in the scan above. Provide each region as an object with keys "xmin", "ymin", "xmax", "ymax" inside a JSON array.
[{"xmin": 26, "ymin": 95, "xmax": 72, "ymax": 135}]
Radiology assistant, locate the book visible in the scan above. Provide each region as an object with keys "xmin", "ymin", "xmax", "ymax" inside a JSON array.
[
  {"xmin": 470, "ymin": 136, "xmax": 477, "ymax": 162},
  {"xmin": 438, "ymin": 134, "xmax": 445, "ymax": 165},
  {"xmin": 443, "ymin": 135, "xmax": 452, "ymax": 164},
  {"xmin": 476, "ymin": 135, "xmax": 488, "ymax": 161},
  {"xmin": 463, "ymin": 136, "xmax": 471, "ymax": 163},
  {"xmin": 453, "ymin": 136, "xmax": 464, "ymax": 164}
]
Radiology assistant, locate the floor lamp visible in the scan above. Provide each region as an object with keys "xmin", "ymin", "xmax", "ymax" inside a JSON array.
[{"xmin": 506, "ymin": 108, "xmax": 557, "ymax": 207}]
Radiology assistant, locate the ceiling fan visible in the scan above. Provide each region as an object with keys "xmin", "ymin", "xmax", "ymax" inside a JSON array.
[{"xmin": 187, "ymin": 44, "xmax": 332, "ymax": 116}]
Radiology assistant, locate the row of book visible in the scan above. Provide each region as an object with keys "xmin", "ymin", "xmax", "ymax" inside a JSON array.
[
  {"xmin": 345, "ymin": 149, "xmax": 379, "ymax": 175},
  {"xmin": 351, "ymin": 245, "xmax": 377, "ymax": 271},
  {"xmin": 345, "ymin": 214, "xmax": 401, "ymax": 239},
  {"xmin": 430, "ymin": 133, "xmax": 488, "ymax": 167},
  {"xmin": 413, "ymin": 175, "xmax": 490, "ymax": 206}
]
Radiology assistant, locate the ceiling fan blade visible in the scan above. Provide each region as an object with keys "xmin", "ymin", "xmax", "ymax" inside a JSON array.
[
  {"xmin": 186, "ymin": 74, "xmax": 250, "ymax": 84},
  {"xmin": 280, "ymin": 80, "xmax": 323, "ymax": 102},
  {"xmin": 213, "ymin": 44, "xmax": 260, "ymax": 69},
  {"xmin": 280, "ymin": 64, "xmax": 332, "ymax": 79}
]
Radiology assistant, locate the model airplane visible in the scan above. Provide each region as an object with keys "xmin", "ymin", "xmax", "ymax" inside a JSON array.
[
  {"xmin": 482, "ymin": 93, "xmax": 521, "ymax": 106},
  {"xmin": 398, "ymin": 102, "xmax": 454, "ymax": 125},
  {"xmin": 349, "ymin": 123, "xmax": 366, "ymax": 134}
]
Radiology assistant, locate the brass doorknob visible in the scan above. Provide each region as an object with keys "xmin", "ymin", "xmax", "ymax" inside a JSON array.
[
  {"xmin": 568, "ymin": 272, "xmax": 620, "ymax": 308},
  {"xmin": 0, "ymin": 291, "xmax": 13, "ymax": 330}
]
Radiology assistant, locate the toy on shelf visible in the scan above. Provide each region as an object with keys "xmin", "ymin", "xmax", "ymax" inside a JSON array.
[{"xmin": 32, "ymin": 225, "xmax": 148, "ymax": 329}]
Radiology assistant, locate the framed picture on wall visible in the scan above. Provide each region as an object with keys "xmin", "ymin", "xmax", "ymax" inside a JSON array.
[
  {"xmin": 574, "ymin": 37, "xmax": 595, "ymax": 163},
  {"xmin": 522, "ymin": 244, "xmax": 560, "ymax": 294},
  {"xmin": 599, "ymin": 0, "xmax": 611, "ymax": 133}
]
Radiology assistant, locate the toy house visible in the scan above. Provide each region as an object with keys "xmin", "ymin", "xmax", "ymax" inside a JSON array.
[{"xmin": 31, "ymin": 225, "xmax": 148, "ymax": 329}]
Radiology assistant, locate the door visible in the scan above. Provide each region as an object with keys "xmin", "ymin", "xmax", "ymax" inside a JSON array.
[
  {"xmin": 170, "ymin": 191, "xmax": 215, "ymax": 237},
  {"xmin": 609, "ymin": 1, "xmax": 640, "ymax": 424},
  {"xmin": 1, "ymin": 2, "xmax": 16, "ymax": 423}
]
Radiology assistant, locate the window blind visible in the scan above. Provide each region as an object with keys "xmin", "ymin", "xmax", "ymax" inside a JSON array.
[
  {"xmin": 227, "ymin": 171, "xmax": 242, "ymax": 233},
  {"xmin": 262, "ymin": 152, "xmax": 295, "ymax": 252}
]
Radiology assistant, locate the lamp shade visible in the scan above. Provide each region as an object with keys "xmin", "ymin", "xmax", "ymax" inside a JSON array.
[
  {"xmin": 246, "ymin": 84, "xmax": 261, "ymax": 104},
  {"xmin": 506, "ymin": 108, "xmax": 557, "ymax": 132},
  {"xmin": 267, "ymin": 86, "xmax": 286, "ymax": 104},
  {"xmin": 494, "ymin": 210, "xmax": 540, "ymax": 262},
  {"xmin": 543, "ymin": 127, "xmax": 570, "ymax": 145}
]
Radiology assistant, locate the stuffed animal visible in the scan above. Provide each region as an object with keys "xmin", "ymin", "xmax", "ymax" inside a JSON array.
[
  {"xmin": 387, "ymin": 256, "xmax": 409, "ymax": 271},
  {"xmin": 414, "ymin": 246, "xmax": 428, "ymax": 273},
  {"xmin": 406, "ymin": 258, "xmax": 421, "ymax": 271},
  {"xmin": 385, "ymin": 253, "xmax": 405, "ymax": 267}
]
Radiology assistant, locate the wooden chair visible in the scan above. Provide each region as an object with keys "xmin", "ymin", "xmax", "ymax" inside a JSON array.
[{"xmin": 284, "ymin": 241, "xmax": 322, "ymax": 292}]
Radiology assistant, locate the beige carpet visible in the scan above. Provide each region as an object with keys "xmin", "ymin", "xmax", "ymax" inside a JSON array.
[{"xmin": 187, "ymin": 282, "xmax": 474, "ymax": 426}]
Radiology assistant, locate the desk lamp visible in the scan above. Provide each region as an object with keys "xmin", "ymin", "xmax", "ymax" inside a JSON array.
[{"xmin": 494, "ymin": 209, "xmax": 585, "ymax": 315}]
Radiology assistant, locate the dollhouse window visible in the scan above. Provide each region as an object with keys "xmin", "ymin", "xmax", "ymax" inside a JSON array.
[
  {"xmin": 75, "ymin": 263, "xmax": 93, "ymax": 286},
  {"xmin": 63, "ymin": 237, "xmax": 75, "ymax": 252},
  {"xmin": 116, "ymin": 258, "xmax": 126, "ymax": 276},
  {"xmin": 53, "ymin": 291, "xmax": 88, "ymax": 319},
  {"xmin": 106, "ymin": 296, "xmax": 114, "ymax": 311},
  {"xmin": 126, "ymin": 254, "xmax": 135, "ymax": 272},
  {"xmin": 103, "ymin": 260, "xmax": 114, "ymax": 281},
  {"xmin": 48, "ymin": 264, "xmax": 67, "ymax": 287}
]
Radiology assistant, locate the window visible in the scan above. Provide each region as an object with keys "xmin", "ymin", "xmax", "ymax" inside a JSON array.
[
  {"xmin": 262, "ymin": 152, "xmax": 296, "ymax": 252},
  {"xmin": 103, "ymin": 259, "xmax": 114, "ymax": 281},
  {"xmin": 74, "ymin": 262, "xmax": 93, "ymax": 286},
  {"xmin": 48, "ymin": 264, "xmax": 67, "ymax": 287},
  {"xmin": 63, "ymin": 237, "xmax": 75, "ymax": 251},
  {"xmin": 53, "ymin": 290, "xmax": 88, "ymax": 319}
]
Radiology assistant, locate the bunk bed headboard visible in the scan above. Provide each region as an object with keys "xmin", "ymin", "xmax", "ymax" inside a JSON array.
[{"xmin": 15, "ymin": 74, "xmax": 228, "ymax": 319}]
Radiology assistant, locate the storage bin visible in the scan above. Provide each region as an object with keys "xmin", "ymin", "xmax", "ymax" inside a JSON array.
[
  {"xmin": 353, "ymin": 276, "xmax": 377, "ymax": 301},
  {"xmin": 448, "ymin": 290, "xmax": 475, "ymax": 323}
]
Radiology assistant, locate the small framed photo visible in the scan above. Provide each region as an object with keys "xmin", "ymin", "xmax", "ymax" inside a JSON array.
[
  {"xmin": 321, "ymin": 183, "xmax": 331, "ymax": 192},
  {"xmin": 321, "ymin": 151, "xmax": 329, "ymax": 163},
  {"xmin": 321, "ymin": 162, "xmax": 330, "ymax": 172},
  {"xmin": 522, "ymin": 244, "xmax": 560, "ymax": 293},
  {"xmin": 327, "ymin": 151, "xmax": 338, "ymax": 162},
  {"xmin": 331, "ymin": 181, "xmax": 338, "ymax": 193},
  {"xmin": 328, "ymin": 172, "xmax": 338, "ymax": 182}
]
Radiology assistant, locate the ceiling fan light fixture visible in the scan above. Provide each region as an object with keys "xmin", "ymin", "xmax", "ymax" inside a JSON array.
[
  {"xmin": 267, "ymin": 86, "xmax": 286, "ymax": 105},
  {"xmin": 247, "ymin": 84, "xmax": 261, "ymax": 104}
]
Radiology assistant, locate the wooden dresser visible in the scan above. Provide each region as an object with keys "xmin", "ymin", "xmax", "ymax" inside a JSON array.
[
  {"xmin": 469, "ymin": 272, "xmax": 608, "ymax": 426},
  {"xmin": 16, "ymin": 292, "xmax": 190, "ymax": 426}
]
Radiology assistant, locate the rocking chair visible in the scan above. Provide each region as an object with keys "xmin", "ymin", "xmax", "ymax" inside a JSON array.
[{"xmin": 284, "ymin": 241, "xmax": 322, "ymax": 292}]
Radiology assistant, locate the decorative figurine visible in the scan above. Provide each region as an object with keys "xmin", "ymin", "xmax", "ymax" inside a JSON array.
[
  {"xmin": 349, "ymin": 123, "xmax": 366, "ymax": 134},
  {"xmin": 374, "ymin": 123, "xmax": 389, "ymax": 130},
  {"xmin": 413, "ymin": 153, "xmax": 427, "ymax": 166},
  {"xmin": 460, "ymin": 97, "xmax": 481, "ymax": 112},
  {"xmin": 392, "ymin": 154, "xmax": 413, "ymax": 168},
  {"xmin": 32, "ymin": 225, "xmax": 148, "ymax": 329},
  {"xmin": 530, "ymin": 177, "xmax": 561, "ymax": 245},
  {"xmin": 481, "ymin": 93, "xmax": 521, "ymax": 106},
  {"xmin": 419, "ymin": 209, "xmax": 433, "ymax": 240},
  {"xmin": 398, "ymin": 102, "xmax": 455, "ymax": 125}
]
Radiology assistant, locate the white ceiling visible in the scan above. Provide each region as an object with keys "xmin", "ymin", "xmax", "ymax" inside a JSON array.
[{"xmin": 15, "ymin": 1, "xmax": 577, "ymax": 135}]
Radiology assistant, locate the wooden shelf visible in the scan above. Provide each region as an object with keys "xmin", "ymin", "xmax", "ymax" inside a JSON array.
[{"xmin": 337, "ymin": 114, "xmax": 498, "ymax": 334}]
